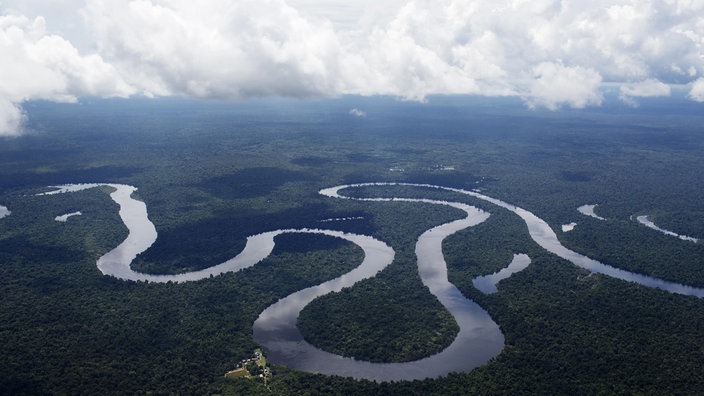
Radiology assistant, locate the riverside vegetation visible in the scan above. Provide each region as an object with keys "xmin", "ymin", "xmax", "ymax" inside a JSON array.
[{"xmin": 1, "ymin": 96, "xmax": 703, "ymax": 394}]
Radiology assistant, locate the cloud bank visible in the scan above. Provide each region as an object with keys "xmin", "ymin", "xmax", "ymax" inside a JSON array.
[
  {"xmin": 0, "ymin": 12, "xmax": 133, "ymax": 135},
  {"xmin": 619, "ymin": 78, "xmax": 672, "ymax": 106},
  {"xmin": 1, "ymin": 0, "xmax": 704, "ymax": 135},
  {"xmin": 690, "ymin": 78, "xmax": 704, "ymax": 102}
]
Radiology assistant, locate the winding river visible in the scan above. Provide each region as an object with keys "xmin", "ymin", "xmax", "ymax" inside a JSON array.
[
  {"xmin": 55, "ymin": 211, "xmax": 83, "ymax": 222},
  {"xmin": 36, "ymin": 181, "xmax": 704, "ymax": 382},
  {"xmin": 636, "ymin": 215, "xmax": 699, "ymax": 243},
  {"xmin": 254, "ymin": 195, "xmax": 504, "ymax": 381},
  {"xmin": 328, "ymin": 183, "xmax": 704, "ymax": 298},
  {"xmin": 472, "ymin": 254, "xmax": 532, "ymax": 294},
  {"xmin": 578, "ymin": 204, "xmax": 606, "ymax": 220}
]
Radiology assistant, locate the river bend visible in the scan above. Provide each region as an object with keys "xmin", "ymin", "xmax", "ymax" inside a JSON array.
[
  {"xmin": 36, "ymin": 181, "xmax": 704, "ymax": 383},
  {"xmin": 323, "ymin": 183, "xmax": 704, "ymax": 298}
]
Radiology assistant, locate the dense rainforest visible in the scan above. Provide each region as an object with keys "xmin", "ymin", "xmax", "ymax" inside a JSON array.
[{"xmin": 1, "ymin": 95, "xmax": 703, "ymax": 395}]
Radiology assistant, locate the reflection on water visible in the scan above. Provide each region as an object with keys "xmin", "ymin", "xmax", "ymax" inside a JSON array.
[
  {"xmin": 329, "ymin": 183, "xmax": 704, "ymax": 298},
  {"xmin": 255, "ymin": 198, "xmax": 505, "ymax": 381},
  {"xmin": 562, "ymin": 222, "xmax": 577, "ymax": 232},
  {"xmin": 0, "ymin": 205, "xmax": 9, "ymax": 219},
  {"xmin": 637, "ymin": 215, "xmax": 699, "ymax": 243},
  {"xmin": 578, "ymin": 204, "xmax": 606, "ymax": 220},
  {"xmin": 39, "ymin": 181, "xmax": 704, "ymax": 383},
  {"xmin": 46, "ymin": 183, "xmax": 505, "ymax": 381},
  {"xmin": 473, "ymin": 254, "xmax": 531, "ymax": 294},
  {"xmin": 55, "ymin": 211, "xmax": 82, "ymax": 222}
]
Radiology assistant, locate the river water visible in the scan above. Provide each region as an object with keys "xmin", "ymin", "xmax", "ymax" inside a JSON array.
[
  {"xmin": 0, "ymin": 205, "xmax": 9, "ymax": 219},
  {"xmin": 636, "ymin": 215, "xmax": 699, "ymax": 243},
  {"xmin": 327, "ymin": 183, "xmax": 704, "ymax": 298},
  {"xmin": 473, "ymin": 254, "xmax": 532, "ymax": 294},
  {"xmin": 55, "ymin": 211, "xmax": 83, "ymax": 222},
  {"xmin": 578, "ymin": 204, "xmax": 606, "ymax": 220},
  {"xmin": 38, "ymin": 181, "xmax": 704, "ymax": 382},
  {"xmin": 253, "ymin": 195, "xmax": 504, "ymax": 381}
]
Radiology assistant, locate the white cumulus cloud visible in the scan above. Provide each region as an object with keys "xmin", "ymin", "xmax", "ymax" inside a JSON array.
[
  {"xmin": 0, "ymin": 98, "xmax": 25, "ymax": 137},
  {"xmin": 80, "ymin": 0, "xmax": 347, "ymax": 98},
  {"xmin": 0, "ymin": 12, "xmax": 133, "ymax": 135},
  {"xmin": 525, "ymin": 62, "xmax": 603, "ymax": 110},
  {"xmin": 690, "ymin": 78, "xmax": 704, "ymax": 102},
  {"xmin": 1, "ymin": 0, "xmax": 704, "ymax": 136},
  {"xmin": 349, "ymin": 108, "xmax": 366, "ymax": 117},
  {"xmin": 619, "ymin": 78, "xmax": 671, "ymax": 106}
]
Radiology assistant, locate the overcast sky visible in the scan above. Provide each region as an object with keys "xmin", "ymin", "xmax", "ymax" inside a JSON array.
[{"xmin": 1, "ymin": 0, "xmax": 704, "ymax": 135}]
